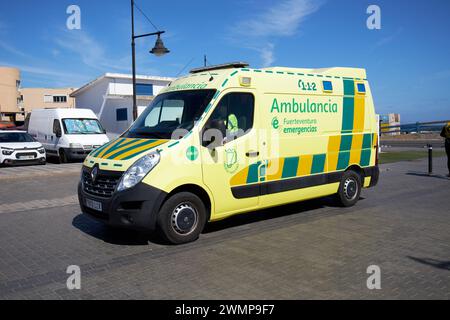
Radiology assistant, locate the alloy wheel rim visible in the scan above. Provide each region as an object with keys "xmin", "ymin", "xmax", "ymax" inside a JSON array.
[
  {"xmin": 343, "ymin": 178, "xmax": 358, "ymax": 201},
  {"xmin": 171, "ymin": 202, "xmax": 198, "ymax": 236}
]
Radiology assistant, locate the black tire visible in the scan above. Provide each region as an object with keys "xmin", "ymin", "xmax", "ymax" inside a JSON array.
[
  {"xmin": 156, "ymin": 192, "xmax": 207, "ymax": 244},
  {"xmin": 59, "ymin": 149, "xmax": 68, "ymax": 164},
  {"xmin": 336, "ymin": 170, "xmax": 362, "ymax": 207}
]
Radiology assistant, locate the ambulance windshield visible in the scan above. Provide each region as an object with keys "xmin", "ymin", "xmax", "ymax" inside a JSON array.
[{"xmin": 124, "ymin": 89, "xmax": 216, "ymax": 140}]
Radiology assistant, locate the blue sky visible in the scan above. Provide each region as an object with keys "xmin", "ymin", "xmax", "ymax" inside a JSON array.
[{"xmin": 0, "ymin": 0, "xmax": 449, "ymax": 122}]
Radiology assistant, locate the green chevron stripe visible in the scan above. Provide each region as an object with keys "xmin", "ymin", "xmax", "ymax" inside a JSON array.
[
  {"xmin": 102, "ymin": 138, "xmax": 145, "ymax": 159},
  {"xmin": 121, "ymin": 141, "xmax": 166, "ymax": 160},
  {"xmin": 108, "ymin": 140, "xmax": 159, "ymax": 160},
  {"xmin": 93, "ymin": 138, "xmax": 124, "ymax": 158},
  {"xmin": 91, "ymin": 140, "xmax": 115, "ymax": 157}
]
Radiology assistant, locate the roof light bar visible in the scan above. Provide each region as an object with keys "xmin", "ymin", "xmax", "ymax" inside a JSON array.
[{"xmin": 190, "ymin": 62, "xmax": 249, "ymax": 74}]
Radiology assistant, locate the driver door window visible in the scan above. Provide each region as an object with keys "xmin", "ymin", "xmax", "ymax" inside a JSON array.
[
  {"xmin": 203, "ymin": 92, "xmax": 254, "ymax": 147},
  {"xmin": 53, "ymin": 119, "xmax": 61, "ymax": 136}
]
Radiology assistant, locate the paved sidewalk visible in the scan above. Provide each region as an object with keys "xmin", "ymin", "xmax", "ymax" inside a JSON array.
[
  {"xmin": 0, "ymin": 163, "xmax": 82, "ymax": 180},
  {"xmin": 0, "ymin": 157, "xmax": 448, "ymax": 299},
  {"xmin": 0, "ymin": 195, "xmax": 78, "ymax": 214}
]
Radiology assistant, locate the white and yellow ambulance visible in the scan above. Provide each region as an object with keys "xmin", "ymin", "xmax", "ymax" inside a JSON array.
[{"xmin": 78, "ymin": 62, "xmax": 379, "ymax": 244}]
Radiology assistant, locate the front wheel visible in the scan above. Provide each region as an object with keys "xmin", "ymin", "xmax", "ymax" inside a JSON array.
[
  {"xmin": 156, "ymin": 192, "xmax": 207, "ymax": 244},
  {"xmin": 336, "ymin": 170, "xmax": 362, "ymax": 207},
  {"xmin": 59, "ymin": 149, "xmax": 68, "ymax": 164}
]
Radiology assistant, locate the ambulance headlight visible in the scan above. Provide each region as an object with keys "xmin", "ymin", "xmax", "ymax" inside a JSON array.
[{"xmin": 117, "ymin": 152, "xmax": 160, "ymax": 192}]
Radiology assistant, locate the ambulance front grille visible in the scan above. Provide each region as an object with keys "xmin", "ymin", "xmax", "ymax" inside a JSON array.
[{"xmin": 82, "ymin": 168, "xmax": 122, "ymax": 198}]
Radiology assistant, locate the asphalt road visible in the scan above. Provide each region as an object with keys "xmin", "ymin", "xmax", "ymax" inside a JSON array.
[{"xmin": 0, "ymin": 157, "xmax": 449, "ymax": 300}]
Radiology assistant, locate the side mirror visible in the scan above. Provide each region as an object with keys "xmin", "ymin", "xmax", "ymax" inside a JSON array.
[
  {"xmin": 55, "ymin": 129, "xmax": 62, "ymax": 138},
  {"xmin": 202, "ymin": 125, "xmax": 224, "ymax": 150}
]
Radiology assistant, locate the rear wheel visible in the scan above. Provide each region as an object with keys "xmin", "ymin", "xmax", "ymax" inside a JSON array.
[
  {"xmin": 157, "ymin": 192, "xmax": 207, "ymax": 244},
  {"xmin": 336, "ymin": 170, "xmax": 362, "ymax": 207}
]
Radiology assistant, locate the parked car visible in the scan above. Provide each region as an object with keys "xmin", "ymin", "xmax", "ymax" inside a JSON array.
[
  {"xmin": 0, "ymin": 121, "xmax": 15, "ymax": 130},
  {"xmin": 27, "ymin": 109, "xmax": 109, "ymax": 163},
  {"xmin": 0, "ymin": 130, "xmax": 46, "ymax": 166}
]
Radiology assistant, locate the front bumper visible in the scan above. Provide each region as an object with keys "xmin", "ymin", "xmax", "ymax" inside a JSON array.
[
  {"xmin": 64, "ymin": 148, "xmax": 92, "ymax": 161},
  {"xmin": 1, "ymin": 151, "xmax": 46, "ymax": 166},
  {"xmin": 78, "ymin": 175, "xmax": 168, "ymax": 231}
]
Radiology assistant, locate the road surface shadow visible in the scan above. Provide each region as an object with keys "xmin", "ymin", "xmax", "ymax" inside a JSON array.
[
  {"xmin": 407, "ymin": 256, "xmax": 450, "ymax": 271},
  {"xmin": 72, "ymin": 195, "xmax": 356, "ymax": 245},
  {"xmin": 72, "ymin": 214, "xmax": 162, "ymax": 246},
  {"xmin": 406, "ymin": 171, "xmax": 450, "ymax": 180},
  {"xmin": 46, "ymin": 156, "xmax": 84, "ymax": 164},
  {"xmin": 203, "ymin": 195, "xmax": 350, "ymax": 234}
]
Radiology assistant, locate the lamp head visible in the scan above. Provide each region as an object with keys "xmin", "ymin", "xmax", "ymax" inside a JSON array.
[{"xmin": 150, "ymin": 34, "xmax": 170, "ymax": 57}]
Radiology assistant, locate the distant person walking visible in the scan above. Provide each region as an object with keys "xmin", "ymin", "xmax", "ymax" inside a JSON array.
[{"xmin": 441, "ymin": 122, "xmax": 450, "ymax": 177}]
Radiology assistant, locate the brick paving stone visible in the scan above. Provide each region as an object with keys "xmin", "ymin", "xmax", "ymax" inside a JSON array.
[{"xmin": 0, "ymin": 157, "xmax": 449, "ymax": 299}]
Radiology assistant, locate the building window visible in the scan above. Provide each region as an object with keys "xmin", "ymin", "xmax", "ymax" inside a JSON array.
[
  {"xmin": 16, "ymin": 80, "xmax": 21, "ymax": 88},
  {"xmin": 116, "ymin": 108, "xmax": 128, "ymax": 122},
  {"xmin": 44, "ymin": 95, "xmax": 53, "ymax": 103},
  {"xmin": 53, "ymin": 96, "xmax": 67, "ymax": 103},
  {"xmin": 136, "ymin": 83, "xmax": 153, "ymax": 96}
]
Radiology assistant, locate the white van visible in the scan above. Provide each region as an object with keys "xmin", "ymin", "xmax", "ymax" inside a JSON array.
[{"xmin": 27, "ymin": 109, "xmax": 109, "ymax": 163}]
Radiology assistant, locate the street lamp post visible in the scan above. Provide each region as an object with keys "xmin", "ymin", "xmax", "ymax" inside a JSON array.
[{"xmin": 131, "ymin": 0, "xmax": 169, "ymax": 121}]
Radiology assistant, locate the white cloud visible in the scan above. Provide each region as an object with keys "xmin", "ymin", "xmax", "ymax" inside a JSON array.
[
  {"xmin": 0, "ymin": 41, "xmax": 31, "ymax": 59},
  {"xmin": 230, "ymin": 0, "xmax": 324, "ymax": 67},
  {"xmin": 233, "ymin": 0, "xmax": 322, "ymax": 37},
  {"xmin": 259, "ymin": 43, "xmax": 275, "ymax": 67},
  {"xmin": 375, "ymin": 28, "xmax": 403, "ymax": 47},
  {"xmin": 0, "ymin": 61, "xmax": 90, "ymax": 87},
  {"xmin": 54, "ymin": 29, "xmax": 161, "ymax": 76},
  {"xmin": 54, "ymin": 29, "xmax": 131, "ymax": 72}
]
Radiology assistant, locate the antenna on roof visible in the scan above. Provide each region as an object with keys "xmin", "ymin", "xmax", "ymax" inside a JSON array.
[{"xmin": 190, "ymin": 62, "xmax": 249, "ymax": 74}]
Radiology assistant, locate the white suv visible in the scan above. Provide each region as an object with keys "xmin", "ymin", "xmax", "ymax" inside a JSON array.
[{"xmin": 0, "ymin": 130, "xmax": 46, "ymax": 166}]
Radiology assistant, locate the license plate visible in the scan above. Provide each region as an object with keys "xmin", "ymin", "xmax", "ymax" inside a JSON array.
[
  {"xmin": 19, "ymin": 156, "xmax": 35, "ymax": 160},
  {"xmin": 85, "ymin": 198, "xmax": 102, "ymax": 212}
]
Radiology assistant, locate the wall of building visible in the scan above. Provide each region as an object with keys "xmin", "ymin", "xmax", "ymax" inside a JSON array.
[
  {"xmin": 0, "ymin": 67, "xmax": 21, "ymax": 117},
  {"xmin": 108, "ymin": 78, "xmax": 167, "ymax": 96},
  {"xmin": 73, "ymin": 75, "xmax": 172, "ymax": 138},
  {"xmin": 381, "ymin": 113, "xmax": 401, "ymax": 135},
  {"xmin": 72, "ymin": 78, "xmax": 109, "ymax": 116},
  {"xmin": 20, "ymin": 88, "xmax": 76, "ymax": 113}
]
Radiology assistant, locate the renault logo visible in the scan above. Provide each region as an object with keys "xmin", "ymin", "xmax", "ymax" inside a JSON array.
[{"xmin": 91, "ymin": 166, "xmax": 99, "ymax": 182}]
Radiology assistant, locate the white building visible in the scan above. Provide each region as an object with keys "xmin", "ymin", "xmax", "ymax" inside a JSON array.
[{"xmin": 70, "ymin": 73, "xmax": 174, "ymax": 138}]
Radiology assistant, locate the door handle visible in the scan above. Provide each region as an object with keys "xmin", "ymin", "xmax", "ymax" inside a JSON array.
[{"xmin": 246, "ymin": 151, "xmax": 259, "ymax": 158}]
